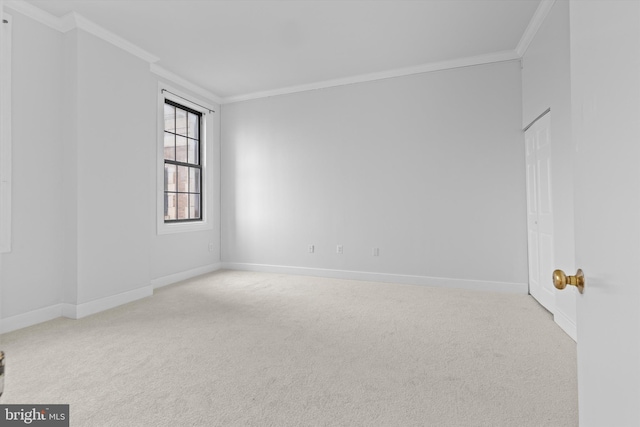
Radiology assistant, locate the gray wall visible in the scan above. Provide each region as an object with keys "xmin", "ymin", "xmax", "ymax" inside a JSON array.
[
  {"xmin": 221, "ymin": 61, "xmax": 528, "ymax": 289},
  {"xmin": 521, "ymin": 0, "xmax": 576, "ymax": 331},
  {"xmin": 1, "ymin": 11, "xmax": 65, "ymax": 318},
  {"xmin": 1, "ymin": 9, "xmax": 220, "ymax": 327},
  {"xmin": 2, "ymin": 5, "xmax": 532, "ymax": 329}
]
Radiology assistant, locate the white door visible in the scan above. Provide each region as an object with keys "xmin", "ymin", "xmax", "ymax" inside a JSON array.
[
  {"xmin": 569, "ymin": 1, "xmax": 640, "ymax": 425},
  {"xmin": 525, "ymin": 113, "xmax": 555, "ymax": 312}
]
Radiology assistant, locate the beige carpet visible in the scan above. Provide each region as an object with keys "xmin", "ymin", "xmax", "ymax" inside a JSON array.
[{"xmin": 0, "ymin": 270, "xmax": 577, "ymax": 426}]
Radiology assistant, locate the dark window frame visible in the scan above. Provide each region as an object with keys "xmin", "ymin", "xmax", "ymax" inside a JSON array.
[{"xmin": 163, "ymin": 99, "xmax": 203, "ymax": 223}]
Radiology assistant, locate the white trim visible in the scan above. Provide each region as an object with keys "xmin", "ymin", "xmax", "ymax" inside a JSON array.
[
  {"xmin": 4, "ymin": 0, "xmax": 553, "ymax": 105},
  {"xmin": 151, "ymin": 263, "xmax": 222, "ymax": 289},
  {"xmin": 4, "ymin": 1, "xmax": 221, "ymax": 102},
  {"xmin": 0, "ymin": 264, "xmax": 223, "ymax": 332},
  {"xmin": 66, "ymin": 12, "xmax": 159, "ymax": 63},
  {"xmin": 0, "ymin": 264, "xmax": 524, "ymax": 334},
  {"xmin": 63, "ymin": 285, "xmax": 153, "ymax": 320},
  {"xmin": 58, "ymin": 11, "xmax": 75, "ymax": 33},
  {"xmin": 0, "ymin": 304, "xmax": 64, "ymax": 334},
  {"xmin": 157, "ymin": 82, "xmax": 215, "ymax": 235},
  {"xmin": 221, "ymin": 50, "xmax": 520, "ymax": 104},
  {"xmin": 150, "ymin": 64, "xmax": 222, "ymax": 105},
  {"xmin": 4, "ymin": 0, "xmax": 63, "ymax": 31},
  {"xmin": 60, "ymin": 303, "xmax": 76, "ymax": 320},
  {"xmin": 221, "ymin": 262, "xmax": 529, "ymax": 294},
  {"xmin": 515, "ymin": 0, "xmax": 557, "ymax": 57},
  {"xmin": 4, "ymin": 1, "xmax": 159, "ymax": 63},
  {"xmin": 554, "ymin": 308, "xmax": 577, "ymax": 342},
  {"xmin": 157, "ymin": 80, "xmax": 218, "ymax": 113},
  {"xmin": 0, "ymin": 11, "xmax": 11, "ymax": 253}
]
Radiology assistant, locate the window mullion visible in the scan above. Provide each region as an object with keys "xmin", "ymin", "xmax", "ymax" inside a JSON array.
[{"xmin": 163, "ymin": 99, "xmax": 203, "ymax": 223}]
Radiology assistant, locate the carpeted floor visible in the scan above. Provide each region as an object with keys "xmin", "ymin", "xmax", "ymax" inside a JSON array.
[{"xmin": 0, "ymin": 270, "xmax": 577, "ymax": 426}]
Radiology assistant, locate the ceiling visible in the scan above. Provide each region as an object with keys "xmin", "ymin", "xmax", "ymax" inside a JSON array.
[{"xmin": 24, "ymin": 0, "xmax": 541, "ymax": 102}]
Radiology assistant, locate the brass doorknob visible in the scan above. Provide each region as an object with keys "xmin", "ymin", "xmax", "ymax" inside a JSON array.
[{"xmin": 553, "ymin": 269, "xmax": 585, "ymax": 294}]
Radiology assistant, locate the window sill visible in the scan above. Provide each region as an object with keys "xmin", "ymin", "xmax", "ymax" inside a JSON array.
[{"xmin": 157, "ymin": 219, "xmax": 213, "ymax": 235}]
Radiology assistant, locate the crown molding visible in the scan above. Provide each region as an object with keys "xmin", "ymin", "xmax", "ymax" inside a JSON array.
[
  {"xmin": 67, "ymin": 12, "xmax": 159, "ymax": 63},
  {"xmin": 4, "ymin": 0, "xmax": 158, "ymax": 63},
  {"xmin": 5, "ymin": 0, "xmax": 218, "ymax": 103},
  {"xmin": 58, "ymin": 12, "xmax": 75, "ymax": 32},
  {"xmin": 221, "ymin": 49, "xmax": 520, "ymax": 104},
  {"xmin": 150, "ymin": 63, "xmax": 222, "ymax": 105},
  {"xmin": 6, "ymin": 0, "xmax": 548, "ymax": 106},
  {"xmin": 4, "ymin": 0, "xmax": 64, "ymax": 31},
  {"xmin": 515, "ymin": 0, "xmax": 556, "ymax": 57}
]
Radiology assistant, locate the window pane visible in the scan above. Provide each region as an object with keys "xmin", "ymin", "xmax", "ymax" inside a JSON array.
[
  {"xmin": 177, "ymin": 165, "xmax": 189, "ymax": 192},
  {"xmin": 165, "ymin": 163, "xmax": 176, "ymax": 192},
  {"xmin": 164, "ymin": 103, "xmax": 175, "ymax": 133},
  {"xmin": 190, "ymin": 194, "xmax": 201, "ymax": 219},
  {"xmin": 164, "ymin": 192, "xmax": 177, "ymax": 220},
  {"xmin": 163, "ymin": 101, "xmax": 204, "ymax": 223},
  {"xmin": 176, "ymin": 136, "xmax": 187, "ymax": 163},
  {"xmin": 164, "ymin": 132, "xmax": 175, "ymax": 160},
  {"xmin": 189, "ymin": 167, "xmax": 201, "ymax": 194},
  {"xmin": 188, "ymin": 139, "xmax": 199, "ymax": 165},
  {"xmin": 177, "ymin": 193, "xmax": 189, "ymax": 219},
  {"xmin": 188, "ymin": 112, "xmax": 199, "ymax": 140},
  {"xmin": 176, "ymin": 108, "xmax": 187, "ymax": 136}
]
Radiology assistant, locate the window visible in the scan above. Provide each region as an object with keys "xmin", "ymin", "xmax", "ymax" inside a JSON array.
[
  {"xmin": 157, "ymin": 84, "xmax": 215, "ymax": 235},
  {"xmin": 163, "ymin": 100, "xmax": 202, "ymax": 222}
]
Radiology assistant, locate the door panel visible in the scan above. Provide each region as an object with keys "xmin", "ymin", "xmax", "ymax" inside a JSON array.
[
  {"xmin": 570, "ymin": 1, "xmax": 640, "ymax": 425},
  {"xmin": 538, "ymin": 156, "xmax": 552, "ymax": 215},
  {"xmin": 525, "ymin": 113, "xmax": 555, "ymax": 312},
  {"xmin": 528, "ymin": 230, "xmax": 539, "ymax": 284},
  {"xmin": 527, "ymin": 163, "xmax": 537, "ymax": 215},
  {"xmin": 538, "ymin": 232, "xmax": 555, "ymax": 309}
]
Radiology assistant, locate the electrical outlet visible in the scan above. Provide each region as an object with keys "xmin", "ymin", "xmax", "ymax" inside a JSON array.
[
  {"xmin": 373, "ymin": 247, "xmax": 379, "ymax": 256},
  {"xmin": 308, "ymin": 245, "xmax": 314, "ymax": 253},
  {"xmin": 337, "ymin": 245, "xmax": 343, "ymax": 254},
  {"xmin": 208, "ymin": 243, "xmax": 215, "ymax": 252}
]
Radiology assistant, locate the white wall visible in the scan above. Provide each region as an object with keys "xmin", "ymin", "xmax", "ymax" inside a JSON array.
[
  {"xmin": 1, "ymin": 8, "xmax": 220, "ymax": 331},
  {"xmin": 221, "ymin": 61, "xmax": 528, "ymax": 290},
  {"xmin": 0, "ymin": 11, "xmax": 65, "ymax": 318},
  {"xmin": 62, "ymin": 29, "xmax": 78, "ymax": 306},
  {"xmin": 521, "ymin": 0, "xmax": 576, "ymax": 337},
  {"xmin": 71, "ymin": 29, "xmax": 154, "ymax": 303},
  {"xmin": 72, "ymin": 29, "xmax": 222, "ymax": 303}
]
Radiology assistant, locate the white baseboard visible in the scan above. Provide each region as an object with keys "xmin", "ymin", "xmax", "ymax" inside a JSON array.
[
  {"xmin": 0, "ymin": 304, "xmax": 65, "ymax": 334},
  {"xmin": 1, "ymin": 263, "xmax": 222, "ymax": 333},
  {"xmin": 151, "ymin": 262, "xmax": 222, "ymax": 289},
  {"xmin": 221, "ymin": 262, "xmax": 528, "ymax": 294},
  {"xmin": 554, "ymin": 309, "xmax": 577, "ymax": 342},
  {"xmin": 63, "ymin": 285, "xmax": 154, "ymax": 320},
  {"xmin": 2, "ymin": 285, "xmax": 154, "ymax": 332},
  {"xmin": 1, "ymin": 262, "xmax": 523, "ymax": 334}
]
